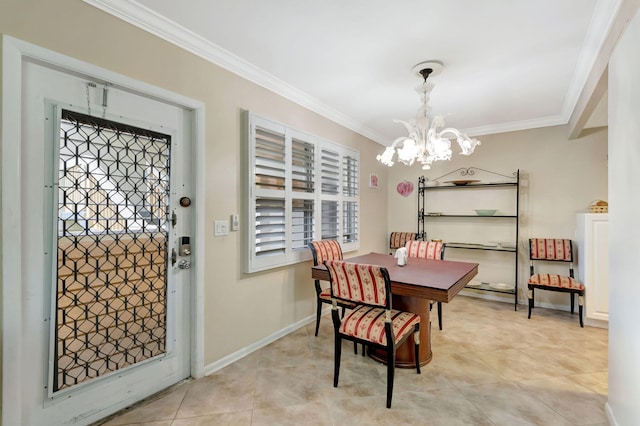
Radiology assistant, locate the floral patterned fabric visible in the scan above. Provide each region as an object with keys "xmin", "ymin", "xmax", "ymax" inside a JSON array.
[
  {"xmin": 319, "ymin": 288, "xmax": 332, "ymax": 300},
  {"xmin": 311, "ymin": 240, "xmax": 343, "ymax": 265},
  {"xmin": 324, "ymin": 260, "xmax": 388, "ymax": 307},
  {"xmin": 339, "ymin": 305, "xmax": 420, "ymax": 346},
  {"xmin": 528, "ymin": 274, "xmax": 585, "ymax": 290},
  {"xmin": 405, "ymin": 240, "xmax": 444, "ymax": 260},
  {"xmin": 530, "ymin": 238, "xmax": 573, "ymax": 261},
  {"xmin": 390, "ymin": 232, "xmax": 417, "ymax": 249}
]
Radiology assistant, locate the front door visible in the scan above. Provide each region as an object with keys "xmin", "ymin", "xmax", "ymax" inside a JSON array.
[{"xmin": 19, "ymin": 57, "xmax": 193, "ymax": 424}]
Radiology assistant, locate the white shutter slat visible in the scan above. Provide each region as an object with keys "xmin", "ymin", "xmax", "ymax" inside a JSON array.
[
  {"xmin": 291, "ymin": 199, "xmax": 314, "ymax": 250},
  {"xmin": 291, "ymin": 138, "xmax": 314, "ymax": 193},
  {"xmin": 255, "ymin": 197, "xmax": 285, "ymax": 257},
  {"xmin": 321, "ymin": 200, "xmax": 339, "ymax": 240},
  {"xmin": 321, "ymin": 148, "xmax": 339, "ymax": 195},
  {"xmin": 255, "ymin": 126, "xmax": 285, "ymax": 191}
]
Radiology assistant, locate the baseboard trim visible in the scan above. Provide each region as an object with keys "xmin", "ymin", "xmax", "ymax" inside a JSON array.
[
  {"xmin": 203, "ymin": 311, "xmax": 318, "ymax": 376},
  {"xmin": 605, "ymin": 402, "xmax": 618, "ymax": 426},
  {"xmin": 459, "ymin": 289, "xmax": 578, "ymax": 312}
]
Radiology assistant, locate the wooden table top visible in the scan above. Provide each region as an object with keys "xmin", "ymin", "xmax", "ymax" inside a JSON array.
[{"xmin": 311, "ymin": 252, "xmax": 478, "ymax": 303}]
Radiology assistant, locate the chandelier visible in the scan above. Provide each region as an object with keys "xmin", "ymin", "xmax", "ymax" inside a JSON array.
[{"xmin": 376, "ymin": 61, "xmax": 480, "ymax": 170}]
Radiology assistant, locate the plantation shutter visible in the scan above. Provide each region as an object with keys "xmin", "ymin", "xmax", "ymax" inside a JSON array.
[
  {"xmin": 342, "ymin": 155, "xmax": 359, "ymax": 243},
  {"xmin": 247, "ymin": 112, "xmax": 359, "ymax": 272}
]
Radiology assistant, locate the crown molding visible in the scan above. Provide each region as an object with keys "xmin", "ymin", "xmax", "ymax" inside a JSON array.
[
  {"xmin": 465, "ymin": 115, "xmax": 567, "ymax": 138},
  {"xmin": 83, "ymin": 0, "xmax": 616, "ymax": 145},
  {"xmin": 82, "ymin": 0, "xmax": 386, "ymax": 144}
]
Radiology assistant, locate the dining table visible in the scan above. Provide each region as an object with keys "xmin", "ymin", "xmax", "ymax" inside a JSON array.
[{"xmin": 311, "ymin": 252, "xmax": 478, "ymax": 368}]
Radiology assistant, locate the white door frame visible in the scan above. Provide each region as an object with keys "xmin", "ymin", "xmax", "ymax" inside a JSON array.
[{"xmin": 1, "ymin": 35, "xmax": 206, "ymax": 425}]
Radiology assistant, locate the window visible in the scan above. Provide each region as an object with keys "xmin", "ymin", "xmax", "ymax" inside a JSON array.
[{"xmin": 247, "ymin": 112, "xmax": 359, "ymax": 272}]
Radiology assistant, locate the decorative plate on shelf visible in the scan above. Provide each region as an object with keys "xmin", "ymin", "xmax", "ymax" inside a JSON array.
[
  {"xmin": 444, "ymin": 179, "xmax": 481, "ymax": 186},
  {"xmin": 466, "ymin": 280, "xmax": 482, "ymax": 287},
  {"xmin": 475, "ymin": 209, "xmax": 497, "ymax": 216},
  {"xmin": 489, "ymin": 282, "xmax": 514, "ymax": 290}
]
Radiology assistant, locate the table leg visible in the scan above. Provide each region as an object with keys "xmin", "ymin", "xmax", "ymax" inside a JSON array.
[{"xmin": 368, "ymin": 295, "xmax": 432, "ymax": 368}]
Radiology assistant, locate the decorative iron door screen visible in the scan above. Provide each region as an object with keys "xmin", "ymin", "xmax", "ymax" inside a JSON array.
[{"xmin": 53, "ymin": 109, "xmax": 171, "ymax": 392}]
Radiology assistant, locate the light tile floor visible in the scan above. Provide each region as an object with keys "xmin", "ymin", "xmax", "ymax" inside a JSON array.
[{"xmin": 96, "ymin": 296, "xmax": 609, "ymax": 425}]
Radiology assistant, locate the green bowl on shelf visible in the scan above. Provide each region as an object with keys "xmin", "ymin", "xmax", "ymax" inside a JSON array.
[{"xmin": 474, "ymin": 209, "xmax": 497, "ymax": 216}]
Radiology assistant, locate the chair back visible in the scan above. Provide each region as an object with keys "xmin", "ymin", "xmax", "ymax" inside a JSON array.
[
  {"xmin": 529, "ymin": 238, "xmax": 573, "ymax": 262},
  {"xmin": 389, "ymin": 232, "xmax": 417, "ymax": 250},
  {"xmin": 309, "ymin": 240, "xmax": 343, "ymax": 266},
  {"xmin": 324, "ymin": 260, "xmax": 390, "ymax": 308},
  {"xmin": 405, "ymin": 240, "xmax": 444, "ymax": 260},
  {"xmin": 529, "ymin": 238, "xmax": 575, "ymax": 278}
]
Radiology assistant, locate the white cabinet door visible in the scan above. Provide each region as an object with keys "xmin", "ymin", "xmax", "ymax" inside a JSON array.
[{"xmin": 576, "ymin": 213, "xmax": 609, "ymax": 327}]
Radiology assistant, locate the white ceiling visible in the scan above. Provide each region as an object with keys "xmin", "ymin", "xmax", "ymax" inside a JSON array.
[{"xmin": 86, "ymin": 0, "xmax": 618, "ymax": 145}]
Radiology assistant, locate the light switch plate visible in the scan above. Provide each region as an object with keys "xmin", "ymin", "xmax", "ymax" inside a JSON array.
[{"xmin": 214, "ymin": 220, "xmax": 229, "ymax": 236}]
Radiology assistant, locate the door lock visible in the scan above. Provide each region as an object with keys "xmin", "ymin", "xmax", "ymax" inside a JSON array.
[
  {"xmin": 178, "ymin": 236, "xmax": 191, "ymax": 256},
  {"xmin": 178, "ymin": 259, "xmax": 191, "ymax": 269}
]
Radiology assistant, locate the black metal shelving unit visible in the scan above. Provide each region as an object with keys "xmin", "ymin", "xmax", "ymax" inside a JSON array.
[{"xmin": 418, "ymin": 168, "xmax": 520, "ymax": 310}]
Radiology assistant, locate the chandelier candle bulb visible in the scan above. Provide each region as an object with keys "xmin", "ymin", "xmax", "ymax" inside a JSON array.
[{"xmin": 376, "ymin": 61, "xmax": 480, "ymax": 170}]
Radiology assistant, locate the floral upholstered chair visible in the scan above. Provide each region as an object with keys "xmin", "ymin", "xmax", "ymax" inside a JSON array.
[
  {"xmin": 528, "ymin": 238, "xmax": 585, "ymax": 327},
  {"xmin": 405, "ymin": 240, "xmax": 446, "ymax": 330},
  {"xmin": 324, "ymin": 260, "xmax": 421, "ymax": 408},
  {"xmin": 308, "ymin": 240, "xmax": 350, "ymax": 336},
  {"xmin": 389, "ymin": 232, "xmax": 417, "ymax": 254}
]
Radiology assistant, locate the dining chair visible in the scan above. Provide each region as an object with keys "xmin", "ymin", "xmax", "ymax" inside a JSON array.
[
  {"xmin": 405, "ymin": 240, "xmax": 446, "ymax": 330},
  {"xmin": 308, "ymin": 240, "xmax": 348, "ymax": 337},
  {"xmin": 324, "ymin": 259, "xmax": 421, "ymax": 408},
  {"xmin": 528, "ymin": 238, "xmax": 584, "ymax": 327},
  {"xmin": 389, "ymin": 231, "xmax": 417, "ymax": 254}
]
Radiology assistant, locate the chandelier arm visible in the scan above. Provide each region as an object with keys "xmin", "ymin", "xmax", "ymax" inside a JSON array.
[
  {"xmin": 437, "ymin": 128, "xmax": 467, "ymax": 138},
  {"xmin": 393, "ymin": 119, "xmax": 419, "ymax": 139},
  {"xmin": 390, "ymin": 135, "xmax": 410, "ymax": 148}
]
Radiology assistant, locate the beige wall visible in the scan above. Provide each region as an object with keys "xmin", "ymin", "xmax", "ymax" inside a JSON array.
[
  {"xmin": 385, "ymin": 125, "xmax": 608, "ymax": 306},
  {"xmin": 0, "ymin": 0, "xmax": 389, "ymax": 368}
]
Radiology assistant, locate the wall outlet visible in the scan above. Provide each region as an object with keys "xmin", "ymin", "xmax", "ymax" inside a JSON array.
[
  {"xmin": 214, "ymin": 220, "xmax": 229, "ymax": 236},
  {"xmin": 231, "ymin": 214, "xmax": 239, "ymax": 231}
]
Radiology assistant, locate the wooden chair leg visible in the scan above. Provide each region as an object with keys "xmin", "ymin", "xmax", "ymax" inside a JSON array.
[
  {"xmin": 314, "ymin": 299, "xmax": 323, "ymax": 336},
  {"xmin": 579, "ymin": 294, "xmax": 584, "ymax": 327},
  {"xmin": 570, "ymin": 293, "xmax": 575, "ymax": 314},
  {"xmin": 414, "ymin": 326, "xmax": 421, "ymax": 375},
  {"xmin": 386, "ymin": 348, "xmax": 395, "ymax": 409},
  {"xmin": 528, "ymin": 287, "xmax": 534, "ymax": 319},
  {"xmin": 334, "ymin": 333, "xmax": 342, "ymax": 388},
  {"xmin": 437, "ymin": 302, "xmax": 443, "ymax": 330}
]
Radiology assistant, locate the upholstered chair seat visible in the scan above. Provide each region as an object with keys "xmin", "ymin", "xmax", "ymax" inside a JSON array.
[
  {"xmin": 339, "ymin": 306, "xmax": 420, "ymax": 346},
  {"xmin": 528, "ymin": 274, "xmax": 585, "ymax": 290}
]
